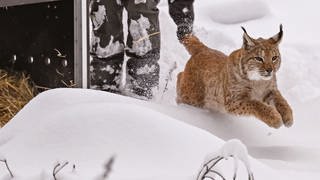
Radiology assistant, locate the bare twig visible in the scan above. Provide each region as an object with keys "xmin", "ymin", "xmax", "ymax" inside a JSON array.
[
  {"xmin": 61, "ymin": 80, "xmax": 76, "ymax": 88},
  {"xmin": 102, "ymin": 156, "xmax": 115, "ymax": 179},
  {"xmin": 0, "ymin": 159, "xmax": 14, "ymax": 178},
  {"xmin": 203, "ymin": 176, "xmax": 215, "ymax": 180},
  {"xmin": 72, "ymin": 164, "xmax": 76, "ymax": 173},
  {"xmin": 55, "ymin": 69, "xmax": 64, "ymax": 77},
  {"xmin": 132, "ymin": 32, "xmax": 160, "ymax": 43},
  {"xmin": 164, "ymin": 61, "xmax": 177, "ymax": 93},
  {"xmin": 53, "ymin": 161, "xmax": 69, "ymax": 180},
  {"xmin": 35, "ymin": 85, "xmax": 51, "ymax": 90},
  {"xmin": 248, "ymin": 173, "xmax": 255, "ymax": 180},
  {"xmin": 54, "ymin": 48, "xmax": 67, "ymax": 58},
  {"xmin": 161, "ymin": 61, "xmax": 178, "ymax": 99},
  {"xmin": 197, "ymin": 155, "xmax": 254, "ymax": 180},
  {"xmin": 209, "ymin": 170, "xmax": 226, "ymax": 180}
]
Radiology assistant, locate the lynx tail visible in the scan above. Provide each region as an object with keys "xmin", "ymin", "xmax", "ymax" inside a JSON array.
[{"xmin": 181, "ymin": 34, "xmax": 207, "ymax": 55}]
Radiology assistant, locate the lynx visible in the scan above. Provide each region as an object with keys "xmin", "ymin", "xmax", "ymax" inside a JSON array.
[{"xmin": 176, "ymin": 25, "xmax": 293, "ymax": 128}]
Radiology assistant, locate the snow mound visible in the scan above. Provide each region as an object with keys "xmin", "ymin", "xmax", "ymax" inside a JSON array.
[
  {"xmin": 0, "ymin": 89, "xmax": 224, "ymax": 180},
  {"xmin": 208, "ymin": 0, "xmax": 270, "ymax": 24},
  {"xmin": 0, "ymin": 89, "xmax": 285, "ymax": 180}
]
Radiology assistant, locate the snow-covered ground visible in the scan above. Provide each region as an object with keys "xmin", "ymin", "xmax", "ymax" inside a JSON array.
[
  {"xmin": 1, "ymin": 0, "xmax": 320, "ymax": 179},
  {"xmin": 0, "ymin": 89, "xmax": 282, "ymax": 180},
  {"xmin": 158, "ymin": 0, "xmax": 320, "ymax": 178}
]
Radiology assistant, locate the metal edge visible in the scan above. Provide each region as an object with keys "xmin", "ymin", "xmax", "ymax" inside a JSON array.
[
  {"xmin": 0, "ymin": 0, "xmax": 60, "ymax": 7},
  {"xmin": 86, "ymin": 0, "xmax": 90, "ymax": 88},
  {"xmin": 74, "ymin": 0, "xmax": 83, "ymax": 88}
]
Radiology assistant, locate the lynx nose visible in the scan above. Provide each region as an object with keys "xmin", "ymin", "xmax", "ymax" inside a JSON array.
[{"xmin": 266, "ymin": 68, "xmax": 273, "ymax": 75}]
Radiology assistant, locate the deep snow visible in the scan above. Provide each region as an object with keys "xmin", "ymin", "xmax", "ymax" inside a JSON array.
[
  {"xmin": 157, "ymin": 0, "xmax": 320, "ymax": 177},
  {"xmin": 1, "ymin": 0, "xmax": 320, "ymax": 179},
  {"xmin": 0, "ymin": 89, "xmax": 279, "ymax": 180}
]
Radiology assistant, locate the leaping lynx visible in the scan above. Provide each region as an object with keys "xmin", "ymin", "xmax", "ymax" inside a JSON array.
[{"xmin": 176, "ymin": 25, "xmax": 293, "ymax": 128}]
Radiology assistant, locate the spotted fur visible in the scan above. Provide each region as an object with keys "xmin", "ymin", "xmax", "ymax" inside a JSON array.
[{"xmin": 177, "ymin": 26, "xmax": 293, "ymax": 128}]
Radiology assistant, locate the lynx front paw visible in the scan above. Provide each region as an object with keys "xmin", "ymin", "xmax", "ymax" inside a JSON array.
[
  {"xmin": 280, "ymin": 108, "xmax": 293, "ymax": 128},
  {"xmin": 262, "ymin": 108, "xmax": 283, "ymax": 129}
]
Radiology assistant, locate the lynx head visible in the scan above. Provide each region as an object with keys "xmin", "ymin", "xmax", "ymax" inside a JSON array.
[{"xmin": 240, "ymin": 25, "xmax": 283, "ymax": 81}]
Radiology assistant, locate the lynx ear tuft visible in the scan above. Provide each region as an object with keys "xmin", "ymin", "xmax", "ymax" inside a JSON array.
[
  {"xmin": 270, "ymin": 24, "xmax": 283, "ymax": 45},
  {"xmin": 241, "ymin": 26, "xmax": 255, "ymax": 50}
]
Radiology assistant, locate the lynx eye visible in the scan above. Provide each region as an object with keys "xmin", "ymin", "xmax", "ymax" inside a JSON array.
[
  {"xmin": 272, "ymin": 56, "xmax": 279, "ymax": 62},
  {"xmin": 254, "ymin": 57, "xmax": 264, "ymax": 62}
]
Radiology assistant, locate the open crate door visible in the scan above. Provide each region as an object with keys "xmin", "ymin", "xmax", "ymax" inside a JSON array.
[{"xmin": 0, "ymin": 0, "xmax": 88, "ymax": 89}]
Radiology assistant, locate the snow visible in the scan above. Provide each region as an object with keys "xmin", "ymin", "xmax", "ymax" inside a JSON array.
[
  {"xmin": 0, "ymin": 89, "xmax": 297, "ymax": 180},
  {"xmin": 0, "ymin": 89, "xmax": 224, "ymax": 179},
  {"xmin": 129, "ymin": 15, "xmax": 153, "ymax": 56},
  {"xmin": 103, "ymin": 65, "xmax": 115, "ymax": 74},
  {"xmin": 207, "ymin": 0, "xmax": 270, "ymax": 24},
  {"xmin": 182, "ymin": 7, "xmax": 189, "ymax": 15},
  {"xmin": 136, "ymin": 64, "xmax": 156, "ymax": 75},
  {"xmin": 116, "ymin": 0, "xmax": 122, "ymax": 6},
  {"xmin": 91, "ymin": 35, "xmax": 124, "ymax": 58},
  {"xmin": 134, "ymin": 0, "xmax": 146, "ymax": 5},
  {"xmin": 91, "ymin": 5, "xmax": 107, "ymax": 30},
  {"xmin": 157, "ymin": 0, "xmax": 320, "ymax": 178},
  {"xmin": 1, "ymin": 0, "xmax": 320, "ymax": 179},
  {"xmin": 198, "ymin": 139, "xmax": 253, "ymax": 180}
]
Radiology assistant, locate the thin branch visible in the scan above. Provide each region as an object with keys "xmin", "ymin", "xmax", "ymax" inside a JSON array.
[
  {"xmin": 197, "ymin": 156, "xmax": 224, "ymax": 180},
  {"xmin": 53, "ymin": 161, "xmax": 69, "ymax": 180},
  {"xmin": 248, "ymin": 173, "xmax": 255, "ymax": 180},
  {"xmin": 232, "ymin": 156, "xmax": 238, "ymax": 180},
  {"xmin": 0, "ymin": 159, "xmax": 14, "ymax": 178},
  {"xmin": 209, "ymin": 170, "xmax": 226, "ymax": 180},
  {"xmin": 132, "ymin": 32, "xmax": 160, "ymax": 43},
  {"xmin": 162, "ymin": 61, "xmax": 177, "ymax": 94},
  {"xmin": 72, "ymin": 164, "xmax": 76, "ymax": 173},
  {"xmin": 203, "ymin": 176, "xmax": 216, "ymax": 180},
  {"xmin": 208, "ymin": 157, "xmax": 224, "ymax": 170},
  {"xmin": 202, "ymin": 156, "xmax": 222, "ymax": 168},
  {"xmin": 35, "ymin": 85, "xmax": 51, "ymax": 90},
  {"xmin": 102, "ymin": 156, "xmax": 115, "ymax": 179},
  {"xmin": 197, "ymin": 155, "xmax": 254, "ymax": 180}
]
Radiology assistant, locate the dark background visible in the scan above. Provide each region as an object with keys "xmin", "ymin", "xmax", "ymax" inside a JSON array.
[{"xmin": 0, "ymin": 0, "xmax": 75, "ymax": 88}]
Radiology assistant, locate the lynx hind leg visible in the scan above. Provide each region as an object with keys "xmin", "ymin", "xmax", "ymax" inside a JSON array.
[
  {"xmin": 176, "ymin": 71, "xmax": 205, "ymax": 107},
  {"xmin": 176, "ymin": 72, "xmax": 184, "ymax": 104}
]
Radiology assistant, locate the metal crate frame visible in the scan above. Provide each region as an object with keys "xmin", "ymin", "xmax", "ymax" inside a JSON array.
[{"xmin": 0, "ymin": 0, "xmax": 89, "ymax": 88}]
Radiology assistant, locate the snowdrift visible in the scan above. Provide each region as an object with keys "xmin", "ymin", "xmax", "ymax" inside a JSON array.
[{"xmin": 0, "ymin": 89, "xmax": 286, "ymax": 180}]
